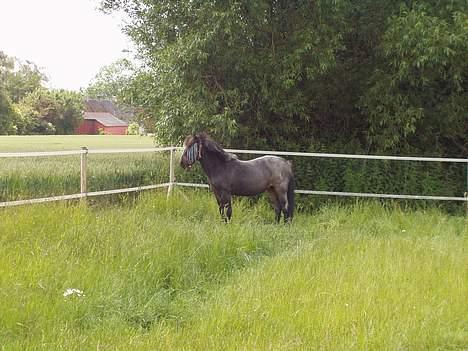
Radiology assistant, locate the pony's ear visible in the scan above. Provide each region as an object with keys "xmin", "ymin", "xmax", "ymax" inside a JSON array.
[
  {"xmin": 184, "ymin": 134, "xmax": 200, "ymax": 147},
  {"xmin": 204, "ymin": 139, "xmax": 224, "ymax": 154},
  {"xmin": 194, "ymin": 132, "xmax": 206, "ymax": 141}
]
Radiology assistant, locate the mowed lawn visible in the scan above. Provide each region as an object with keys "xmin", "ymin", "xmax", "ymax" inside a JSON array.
[
  {"xmin": 0, "ymin": 135, "xmax": 156, "ymax": 152},
  {"xmin": 0, "ymin": 191, "xmax": 466, "ymax": 350}
]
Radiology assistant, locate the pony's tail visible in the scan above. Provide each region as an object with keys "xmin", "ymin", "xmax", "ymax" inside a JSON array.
[{"xmin": 287, "ymin": 175, "xmax": 295, "ymax": 221}]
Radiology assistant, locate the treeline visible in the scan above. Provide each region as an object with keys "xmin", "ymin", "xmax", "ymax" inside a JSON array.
[
  {"xmin": 0, "ymin": 52, "xmax": 83, "ymax": 135},
  {"xmin": 102, "ymin": 0, "xmax": 466, "ymax": 156}
]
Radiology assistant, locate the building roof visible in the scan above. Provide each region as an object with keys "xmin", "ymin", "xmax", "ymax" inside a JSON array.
[
  {"xmin": 83, "ymin": 112, "xmax": 128, "ymax": 127},
  {"xmin": 85, "ymin": 99, "xmax": 134, "ymax": 122}
]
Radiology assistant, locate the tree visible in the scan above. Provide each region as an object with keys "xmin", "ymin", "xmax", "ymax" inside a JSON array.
[
  {"xmin": 84, "ymin": 58, "xmax": 134, "ymax": 100},
  {"xmin": 0, "ymin": 51, "xmax": 46, "ymax": 103},
  {"xmin": 16, "ymin": 88, "xmax": 84, "ymax": 135},
  {"xmin": 0, "ymin": 87, "xmax": 18, "ymax": 134},
  {"xmin": 85, "ymin": 58, "xmax": 159, "ymax": 133},
  {"xmin": 101, "ymin": 0, "xmax": 349, "ymax": 146},
  {"xmin": 0, "ymin": 51, "xmax": 49, "ymax": 134},
  {"xmin": 360, "ymin": 5, "xmax": 467, "ymax": 155},
  {"xmin": 101, "ymin": 0, "xmax": 467, "ymax": 158}
]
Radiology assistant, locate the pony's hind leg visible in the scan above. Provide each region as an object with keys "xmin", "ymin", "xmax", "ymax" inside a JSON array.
[
  {"xmin": 267, "ymin": 188, "xmax": 281, "ymax": 223},
  {"xmin": 275, "ymin": 185, "xmax": 290, "ymax": 223}
]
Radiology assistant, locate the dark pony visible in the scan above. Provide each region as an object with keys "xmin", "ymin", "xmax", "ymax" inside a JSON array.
[{"xmin": 180, "ymin": 133, "xmax": 295, "ymax": 223}]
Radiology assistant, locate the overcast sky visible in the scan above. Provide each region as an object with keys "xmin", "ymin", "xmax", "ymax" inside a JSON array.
[{"xmin": 0, "ymin": 0, "xmax": 133, "ymax": 91}]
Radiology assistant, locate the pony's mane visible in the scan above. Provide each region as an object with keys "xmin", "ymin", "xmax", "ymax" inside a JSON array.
[{"xmin": 197, "ymin": 133, "xmax": 237, "ymax": 162}]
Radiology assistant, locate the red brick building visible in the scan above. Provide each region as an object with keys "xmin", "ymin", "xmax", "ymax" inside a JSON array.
[{"xmin": 75, "ymin": 112, "xmax": 128, "ymax": 135}]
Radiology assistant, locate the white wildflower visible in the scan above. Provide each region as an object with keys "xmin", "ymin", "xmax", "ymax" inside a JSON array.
[{"xmin": 63, "ymin": 288, "xmax": 85, "ymax": 297}]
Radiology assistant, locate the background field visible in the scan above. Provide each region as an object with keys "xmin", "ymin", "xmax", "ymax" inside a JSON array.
[
  {"xmin": 0, "ymin": 136, "xmax": 177, "ymax": 202},
  {"xmin": 0, "ymin": 191, "xmax": 466, "ymax": 350},
  {"xmin": 0, "ymin": 135, "xmax": 155, "ymax": 152}
]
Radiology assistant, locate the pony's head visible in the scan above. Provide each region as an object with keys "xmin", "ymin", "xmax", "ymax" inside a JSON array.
[
  {"xmin": 180, "ymin": 134, "xmax": 202, "ymax": 169},
  {"xmin": 180, "ymin": 133, "xmax": 236, "ymax": 169}
]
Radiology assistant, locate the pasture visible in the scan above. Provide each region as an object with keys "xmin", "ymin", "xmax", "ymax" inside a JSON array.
[
  {"xmin": 0, "ymin": 136, "xmax": 173, "ymax": 202},
  {"xmin": 1, "ymin": 190, "xmax": 466, "ymax": 350},
  {"xmin": 0, "ymin": 135, "xmax": 155, "ymax": 152}
]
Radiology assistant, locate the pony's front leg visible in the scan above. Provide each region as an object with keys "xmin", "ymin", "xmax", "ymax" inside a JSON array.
[
  {"xmin": 212, "ymin": 187, "xmax": 232, "ymax": 223},
  {"xmin": 218, "ymin": 193, "xmax": 232, "ymax": 223},
  {"xmin": 218, "ymin": 203, "xmax": 226, "ymax": 221},
  {"xmin": 225, "ymin": 201, "xmax": 232, "ymax": 221},
  {"xmin": 218, "ymin": 203, "xmax": 232, "ymax": 223}
]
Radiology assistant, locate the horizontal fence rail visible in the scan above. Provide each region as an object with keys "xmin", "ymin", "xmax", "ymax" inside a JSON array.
[
  {"xmin": 0, "ymin": 146, "xmax": 467, "ymax": 208},
  {"xmin": 174, "ymin": 146, "xmax": 468, "ymax": 163},
  {"xmin": 0, "ymin": 184, "xmax": 172, "ymax": 208},
  {"xmin": 0, "ymin": 150, "xmax": 86, "ymax": 158},
  {"xmin": 0, "ymin": 147, "xmax": 174, "ymax": 158}
]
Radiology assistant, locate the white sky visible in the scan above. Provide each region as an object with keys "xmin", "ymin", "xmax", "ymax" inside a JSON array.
[{"xmin": 0, "ymin": 0, "xmax": 133, "ymax": 91}]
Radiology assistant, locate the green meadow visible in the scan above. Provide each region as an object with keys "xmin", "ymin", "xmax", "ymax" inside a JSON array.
[
  {"xmin": 0, "ymin": 190, "xmax": 466, "ymax": 350},
  {"xmin": 0, "ymin": 136, "xmax": 171, "ymax": 202},
  {"xmin": 0, "ymin": 135, "xmax": 155, "ymax": 152}
]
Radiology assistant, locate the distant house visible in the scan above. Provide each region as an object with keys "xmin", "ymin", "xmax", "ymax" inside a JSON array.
[
  {"xmin": 75, "ymin": 112, "xmax": 128, "ymax": 135},
  {"xmin": 75, "ymin": 99, "xmax": 131, "ymax": 135}
]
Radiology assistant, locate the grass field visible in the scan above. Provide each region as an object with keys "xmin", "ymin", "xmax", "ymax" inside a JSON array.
[
  {"xmin": 0, "ymin": 135, "xmax": 155, "ymax": 152},
  {"xmin": 1, "ymin": 190, "xmax": 466, "ymax": 350},
  {"xmin": 0, "ymin": 136, "xmax": 181, "ymax": 202}
]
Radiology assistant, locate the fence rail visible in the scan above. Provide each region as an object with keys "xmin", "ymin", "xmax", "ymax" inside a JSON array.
[
  {"xmin": 220, "ymin": 148, "xmax": 468, "ymax": 163},
  {"xmin": 0, "ymin": 146, "xmax": 174, "ymax": 158},
  {"xmin": 0, "ymin": 146, "xmax": 467, "ymax": 208}
]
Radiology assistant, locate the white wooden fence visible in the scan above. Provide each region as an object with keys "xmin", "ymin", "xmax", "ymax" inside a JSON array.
[{"xmin": 0, "ymin": 147, "xmax": 467, "ymax": 208}]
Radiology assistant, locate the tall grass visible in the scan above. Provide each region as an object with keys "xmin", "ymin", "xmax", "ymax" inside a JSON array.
[
  {"xmin": 0, "ymin": 191, "xmax": 466, "ymax": 350},
  {"xmin": 0, "ymin": 154, "xmax": 171, "ymax": 201},
  {"xmin": 0, "ymin": 135, "xmax": 205, "ymax": 202},
  {"xmin": 0, "ymin": 135, "xmax": 165, "ymax": 202}
]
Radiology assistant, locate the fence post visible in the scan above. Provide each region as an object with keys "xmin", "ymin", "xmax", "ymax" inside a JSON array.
[
  {"xmin": 167, "ymin": 146, "xmax": 175, "ymax": 198},
  {"xmin": 80, "ymin": 147, "xmax": 88, "ymax": 202},
  {"xmin": 465, "ymin": 161, "xmax": 468, "ymax": 216}
]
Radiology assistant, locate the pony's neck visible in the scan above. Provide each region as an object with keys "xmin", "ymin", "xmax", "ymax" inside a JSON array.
[{"xmin": 199, "ymin": 150, "xmax": 226, "ymax": 180}]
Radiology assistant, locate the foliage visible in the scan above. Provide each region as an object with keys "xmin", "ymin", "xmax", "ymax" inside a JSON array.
[
  {"xmin": 361, "ymin": 5, "xmax": 468, "ymax": 153},
  {"xmin": 0, "ymin": 51, "xmax": 45, "ymax": 135},
  {"xmin": 127, "ymin": 121, "xmax": 140, "ymax": 135},
  {"xmin": 0, "ymin": 51, "xmax": 46, "ymax": 103},
  {"xmin": 15, "ymin": 88, "xmax": 84, "ymax": 135},
  {"xmin": 100, "ymin": 0, "xmax": 467, "ymax": 201},
  {"xmin": 0, "ymin": 87, "xmax": 18, "ymax": 134},
  {"xmin": 101, "ymin": 0, "xmax": 348, "ymax": 146},
  {"xmin": 84, "ymin": 59, "xmax": 158, "ymax": 133},
  {"xmin": 99, "ymin": 0, "xmax": 468, "ymax": 152},
  {"xmin": 0, "ymin": 51, "xmax": 86, "ymax": 135},
  {"xmin": 1, "ymin": 193, "xmax": 466, "ymax": 349},
  {"xmin": 84, "ymin": 58, "xmax": 134, "ymax": 101}
]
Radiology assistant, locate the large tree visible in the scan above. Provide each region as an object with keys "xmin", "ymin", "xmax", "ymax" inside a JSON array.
[
  {"xmin": 360, "ymin": 4, "xmax": 467, "ymax": 155},
  {"xmin": 101, "ymin": 0, "xmax": 350, "ymax": 147},
  {"xmin": 101, "ymin": 0, "xmax": 467, "ymax": 158},
  {"xmin": 84, "ymin": 58, "xmax": 134, "ymax": 100},
  {"xmin": 0, "ymin": 51, "xmax": 46, "ymax": 103}
]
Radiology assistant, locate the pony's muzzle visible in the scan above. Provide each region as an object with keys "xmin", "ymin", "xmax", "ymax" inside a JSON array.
[{"xmin": 180, "ymin": 156, "xmax": 193, "ymax": 170}]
